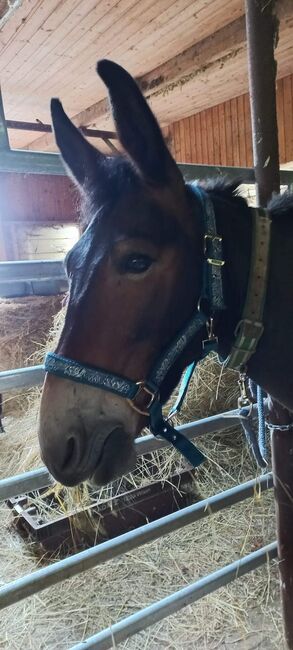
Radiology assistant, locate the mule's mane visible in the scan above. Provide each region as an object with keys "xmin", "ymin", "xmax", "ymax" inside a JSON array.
[
  {"xmin": 268, "ymin": 190, "xmax": 293, "ymax": 216},
  {"xmin": 204, "ymin": 177, "xmax": 293, "ymax": 217},
  {"xmin": 78, "ymin": 163, "xmax": 293, "ymax": 231},
  {"xmin": 203, "ymin": 178, "xmax": 252, "ymax": 214}
]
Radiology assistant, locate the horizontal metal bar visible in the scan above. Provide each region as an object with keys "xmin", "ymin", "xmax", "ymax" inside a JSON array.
[
  {"xmin": 0, "ymin": 278, "xmax": 67, "ymax": 298},
  {"xmin": 0, "ymin": 407, "xmax": 257, "ymax": 499},
  {"xmin": 0, "ymin": 146, "xmax": 292, "ymax": 184},
  {"xmin": 0, "ymin": 468, "xmax": 51, "ymax": 501},
  {"xmin": 0, "ymin": 467, "xmax": 53, "ymax": 501},
  {"xmin": 6, "ymin": 120, "xmax": 117, "ymax": 140},
  {"xmin": 0, "ymin": 260, "xmax": 67, "ymax": 297},
  {"xmin": 0, "ymin": 365, "xmax": 45, "ymax": 391},
  {"xmin": 0, "ymin": 473, "xmax": 273, "ymax": 610},
  {"xmin": 70, "ymin": 541, "xmax": 277, "ymax": 650},
  {"xmin": 0, "ymin": 260, "xmax": 66, "ymax": 283}
]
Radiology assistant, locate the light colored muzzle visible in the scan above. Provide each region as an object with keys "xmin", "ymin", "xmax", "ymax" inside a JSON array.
[{"xmin": 38, "ymin": 375, "xmax": 139, "ymax": 486}]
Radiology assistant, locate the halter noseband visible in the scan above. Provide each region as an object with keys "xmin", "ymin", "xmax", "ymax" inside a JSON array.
[{"xmin": 44, "ymin": 183, "xmax": 226, "ymax": 468}]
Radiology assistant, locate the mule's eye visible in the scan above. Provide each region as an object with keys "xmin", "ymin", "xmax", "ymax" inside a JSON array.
[{"xmin": 121, "ymin": 253, "xmax": 153, "ymax": 274}]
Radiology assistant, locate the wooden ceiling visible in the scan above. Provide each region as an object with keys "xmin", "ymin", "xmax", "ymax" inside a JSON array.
[{"xmin": 0, "ymin": 0, "xmax": 292, "ymax": 152}]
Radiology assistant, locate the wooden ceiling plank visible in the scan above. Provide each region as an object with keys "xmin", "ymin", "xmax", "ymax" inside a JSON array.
[
  {"xmin": 27, "ymin": 42, "xmax": 293, "ymax": 151},
  {"xmin": 4, "ymin": 0, "xmax": 292, "ymax": 151},
  {"xmin": 4, "ymin": 0, "xmax": 138, "ymax": 88},
  {"xmin": 63, "ymin": 0, "xmax": 243, "ymax": 107},
  {"xmin": 30, "ymin": 0, "xmax": 197, "ymax": 110},
  {"xmin": 11, "ymin": 0, "xmax": 170, "ymax": 102},
  {"xmin": 24, "ymin": 10, "xmax": 245, "ymax": 149},
  {"xmin": 0, "ymin": 0, "xmax": 64, "ymax": 70},
  {"xmin": 73, "ymin": 1, "xmax": 292, "ymax": 120},
  {"xmin": 2, "ymin": 0, "xmax": 98, "ymax": 84},
  {"xmin": 0, "ymin": 0, "xmax": 41, "ymax": 51},
  {"xmin": 5, "ymin": 0, "xmax": 242, "ymax": 124},
  {"xmin": 13, "ymin": 0, "xmax": 238, "ymax": 112},
  {"xmin": 40, "ymin": 0, "xmax": 242, "ymax": 109},
  {"xmin": 151, "ymin": 50, "xmax": 249, "ymax": 123},
  {"xmin": 151, "ymin": 27, "xmax": 293, "ymax": 125},
  {"xmin": 26, "ymin": 9, "xmax": 248, "ymax": 150}
]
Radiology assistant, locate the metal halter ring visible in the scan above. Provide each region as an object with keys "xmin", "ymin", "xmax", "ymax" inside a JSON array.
[{"xmin": 127, "ymin": 381, "xmax": 158, "ymax": 416}]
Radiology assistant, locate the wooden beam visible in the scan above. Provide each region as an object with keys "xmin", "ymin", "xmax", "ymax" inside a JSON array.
[
  {"xmin": 25, "ymin": 0, "xmax": 292, "ymax": 152},
  {"xmin": 6, "ymin": 120, "xmax": 117, "ymax": 140}
]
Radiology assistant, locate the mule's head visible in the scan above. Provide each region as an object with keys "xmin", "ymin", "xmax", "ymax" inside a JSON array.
[{"xmin": 38, "ymin": 60, "xmax": 204, "ymax": 487}]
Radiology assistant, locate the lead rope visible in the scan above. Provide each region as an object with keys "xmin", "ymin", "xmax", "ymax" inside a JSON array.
[
  {"xmin": 237, "ymin": 376, "xmax": 268, "ymax": 468},
  {"xmin": 256, "ymin": 384, "xmax": 267, "ymax": 462}
]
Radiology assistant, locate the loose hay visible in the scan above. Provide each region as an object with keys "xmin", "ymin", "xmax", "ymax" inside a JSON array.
[
  {"xmin": 0, "ymin": 306, "xmax": 284, "ymax": 649},
  {"xmin": 0, "ymin": 295, "xmax": 63, "ymax": 417}
]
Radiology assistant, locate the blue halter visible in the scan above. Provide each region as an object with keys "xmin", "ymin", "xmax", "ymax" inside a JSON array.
[{"xmin": 45, "ymin": 184, "xmax": 226, "ymax": 468}]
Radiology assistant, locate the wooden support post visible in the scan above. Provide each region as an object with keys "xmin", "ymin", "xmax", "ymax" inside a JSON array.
[
  {"xmin": 245, "ymin": 0, "xmax": 280, "ymax": 205},
  {"xmin": 245, "ymin": 1, "xmax": 293, "ymax": 646}
]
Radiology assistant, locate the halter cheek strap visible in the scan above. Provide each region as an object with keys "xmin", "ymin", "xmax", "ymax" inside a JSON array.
[{"xmin": 44, "ymin": 183, "xmax": 226, "ymax": 469}]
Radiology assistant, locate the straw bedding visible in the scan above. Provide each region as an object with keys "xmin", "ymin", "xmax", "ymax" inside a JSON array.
[
  {"xmin": 0, "ymin": 308, "xmax": 285, "ymax": 649},
  {"xmin": 0, "ymin": 295, "xmax": 63, "ymax": 417}
]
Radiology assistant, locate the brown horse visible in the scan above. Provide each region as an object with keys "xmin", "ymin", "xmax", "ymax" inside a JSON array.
[{"xmin": 38, "ymin": 59, "xmax": 293, "ymax": 487}]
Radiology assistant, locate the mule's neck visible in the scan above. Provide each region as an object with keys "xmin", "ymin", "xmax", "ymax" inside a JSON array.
[{"xmin": 206, "ymin": 189, "xmax": 253, "ymax": 359}]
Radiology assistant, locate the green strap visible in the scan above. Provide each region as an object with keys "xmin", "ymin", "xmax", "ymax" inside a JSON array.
[{"xmin": 226, "ymin": 208, "xmax": 271, "ymax": 371}]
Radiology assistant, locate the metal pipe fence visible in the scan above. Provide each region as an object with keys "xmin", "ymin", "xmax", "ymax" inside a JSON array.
[
  {"xmin": 0, "ymin": 351, "xmax": 274, "ymax": 645},
  {"xmin": 0, "ymin": 346, "xmax": 273, "ymax": 648},
  {"xmin": 70, "ymin": 541, "xmax": 278, "ymax": 650},
  {"xmin": 0, "ymin": 473, "xmax": 273, "ymax": 612}
]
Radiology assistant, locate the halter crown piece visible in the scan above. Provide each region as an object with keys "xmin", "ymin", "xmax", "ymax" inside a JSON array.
[{"xmin": 44, "ymin": 183, "xmax": 226, "ymax": 468}]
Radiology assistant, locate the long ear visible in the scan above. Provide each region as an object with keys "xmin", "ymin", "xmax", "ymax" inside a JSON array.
[
  {"xmin": 51, "ymin": 98, "xmax": 105, "ymax": 188},
  {"xmin": 97, "ymin": 59, "xmax": 183, "ymax": 187}
]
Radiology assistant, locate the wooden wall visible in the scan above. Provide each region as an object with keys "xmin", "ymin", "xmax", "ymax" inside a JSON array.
[
  {"xmin": 0, "ymin": 173, "xmax": 76, "ymax": 223},
  {"xmin": 0, "ymin": 173, "xmax": 78, "ymax": 260},
  {"xmin": 167, "ymin": 73, "xmax": 293, "ymax": 167}
]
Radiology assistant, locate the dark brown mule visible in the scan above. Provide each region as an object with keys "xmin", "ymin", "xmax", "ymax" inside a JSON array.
[{"xmin": 38, "ymin": 60, "xmax": 293, "ymax": 487}]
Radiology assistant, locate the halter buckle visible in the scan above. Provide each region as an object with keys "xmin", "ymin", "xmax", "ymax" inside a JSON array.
[
  {"xmin": 127, "ymin": 381, "xmax": 158, "ymax": 416},
  {"xmin": 204, "ymin": 233, "xmax": 222, "ymax": 253},
  {"xmin": 204, "ymin": 234, "xmax": 225, "ymax": 267},
  {"xmin": 207, "ymin": 258, "xmax": 225, "ymax": 267},
  {"xmin": 202, "ymin": 317, "xmax": 218, "ymax": 351},
  {"xmin": 237, "ymin": 373, "xmax": 253, "ymax": 410}
]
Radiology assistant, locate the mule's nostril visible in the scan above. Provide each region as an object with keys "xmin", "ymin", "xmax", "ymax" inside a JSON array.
[{"xmin": 61, "ymin": 436, "xmax": 77, "ymax": 472}]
